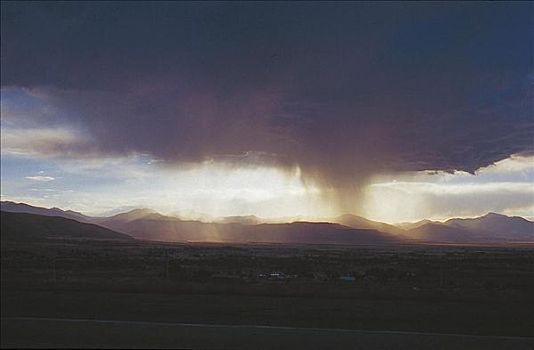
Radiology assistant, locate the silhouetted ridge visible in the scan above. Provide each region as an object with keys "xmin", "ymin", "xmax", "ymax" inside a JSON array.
[
  {"xmin": 1, "ymin": 211, "xmax": 133, "ymax": 242},
  {"xmin": 2, "ymin": 201, "xmax": 533, "ymax": 244},
  {"xmin": 0, "ymin": 201, "xmax": 91, "ymax": 223}
]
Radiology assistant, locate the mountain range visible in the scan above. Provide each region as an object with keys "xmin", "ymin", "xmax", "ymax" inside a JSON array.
[
  {"xmin": 1, "ymin": 201, "xmax": 532, "ymax": 244},
  {"xmin": 1, "ymin": 201, "xmax": 92, "ymax": 223},
  {"xmin": 94, "ymin": 209, "xmax": 395, "ymax": 244},
  {"xmin": 1, "ymin": 211, "xmax": 132, "ymax": 242}
]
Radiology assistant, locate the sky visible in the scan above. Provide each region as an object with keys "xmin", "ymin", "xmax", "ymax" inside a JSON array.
[{"xmin": 1, "ymin": 2, "xmax": 533, "ymax": 223}]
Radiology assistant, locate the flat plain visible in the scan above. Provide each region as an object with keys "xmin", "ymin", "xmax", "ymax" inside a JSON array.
[{"xmin": 1, "ymin": 239, "xmax": 534, "ymax": 348}]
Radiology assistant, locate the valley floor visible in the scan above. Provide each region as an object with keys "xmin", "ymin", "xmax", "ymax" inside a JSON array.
[{"xmin": 1, "ymin": 240, "xmax": 534, "ymax": 348}]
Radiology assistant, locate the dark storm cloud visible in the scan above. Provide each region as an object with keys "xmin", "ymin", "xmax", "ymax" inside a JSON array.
[{"xmin": 2, "ymin": 2, "xmax": 533, "ymax": 210}]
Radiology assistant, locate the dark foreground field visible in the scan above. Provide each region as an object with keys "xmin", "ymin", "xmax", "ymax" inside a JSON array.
[
  {"xmin": 2, "ymin": 240, "xmax": 534, "ymax": 349},
  {"xmin": 3, "ymin": 317, "xmax": 532, "ymax": 350}
]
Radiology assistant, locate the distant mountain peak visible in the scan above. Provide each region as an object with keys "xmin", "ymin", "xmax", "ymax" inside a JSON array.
[
  {"xmin": 434, "ymin": 212, "xmax": 534, "ymax": 242},
  {"xmin": 333, "ymin": 213, "xmax": 406, "ymax": 236},
  {"xmin": 101, "ymin": 208, "xmax": 162, "ymax": 224},
  {"xmin": 108, "ymin": 208, "xmax": 158, "ymax": 217},
  {"xmin": 482, "ymin": 212, "xmax": 507, "ymax": 219},
  {"xmin": 1, "ymin": 201, "xmax": 91, "ymax": 222},
  {"xmin": 125, "ymin": 208, "xmax": 156, "ymax": 214}
]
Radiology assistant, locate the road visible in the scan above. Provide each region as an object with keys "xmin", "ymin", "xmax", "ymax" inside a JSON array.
[{"xmin": 2, "ymin": 317, "xmax": 533, "ymax": 349}]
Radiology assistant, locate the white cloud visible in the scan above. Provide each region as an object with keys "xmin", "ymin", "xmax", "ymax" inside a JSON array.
[
  {"xmin": 362, "ymin": 155, "xmax": 534, "ymax": 223},
  {"xmin": 2, "ymin": 152, "xmax": 329, "ymax": 219},
  {"xmin": 24, "ymin": 176, "xmax": 55, "ymax": 182},
  {"xmin": 1, "ymin": 127, "xmax": 91, "ymax": 157}
]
